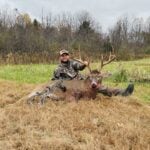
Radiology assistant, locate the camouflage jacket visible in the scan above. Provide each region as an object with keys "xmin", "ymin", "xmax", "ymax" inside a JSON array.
[{"xmin": 52, "ymin": 60, "xmax": 86, "ymax": 80}]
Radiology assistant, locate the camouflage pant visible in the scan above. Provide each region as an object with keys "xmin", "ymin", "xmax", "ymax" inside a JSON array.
[{"xmin": 97, "ymin": 85, "xmax": 122, "ymax": 97}]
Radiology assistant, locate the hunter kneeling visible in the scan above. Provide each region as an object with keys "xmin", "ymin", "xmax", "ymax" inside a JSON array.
[{"xmin": 52, "ymin": 49, "xmax": 134, "ymax": 97}]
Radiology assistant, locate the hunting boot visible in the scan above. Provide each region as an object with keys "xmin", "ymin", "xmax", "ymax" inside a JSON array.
[{"xmin": 113, "ymin": 83, "xmax": 134, "ymax": 96}]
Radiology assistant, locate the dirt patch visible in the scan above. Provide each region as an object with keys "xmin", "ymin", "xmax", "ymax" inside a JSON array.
[{"xmin": 0, "ymin": 80, "xmax": 150, "ymax": 150}]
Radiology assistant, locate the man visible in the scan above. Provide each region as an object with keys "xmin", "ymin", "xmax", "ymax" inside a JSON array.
[
  {"xmin": 52, "ymin": 49, "xmax": 88, "ymax": 80},
  {"xmin": 52, "ymin": 49, "xmax": 134, "ymax": 97}
]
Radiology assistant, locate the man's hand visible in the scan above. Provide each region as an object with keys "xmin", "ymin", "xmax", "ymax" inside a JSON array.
[{"xmin": 83, "ymin": 61, "xmax": 89, "ymax": 66}]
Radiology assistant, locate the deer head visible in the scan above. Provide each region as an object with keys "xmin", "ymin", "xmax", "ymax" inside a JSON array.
[
  {"xmin": 84, "ymin": 69, "xmax": 102, "ymax": 90},
  {"xmin": 72, "ymin": 51, "xmax": 116, "ymax": 90}
]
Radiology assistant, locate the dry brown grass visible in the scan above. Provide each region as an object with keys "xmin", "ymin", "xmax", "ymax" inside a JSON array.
[{"xmin": 0, "ymin": 80, "xmax": 150, "ymax": 150}]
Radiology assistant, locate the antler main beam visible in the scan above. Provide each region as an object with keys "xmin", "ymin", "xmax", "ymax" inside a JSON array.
[{"xmin": 100, "ymin": 52, "xmax": 116, "ymax": 71}]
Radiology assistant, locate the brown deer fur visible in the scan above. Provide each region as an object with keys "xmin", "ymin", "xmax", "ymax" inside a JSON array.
[{"xmin": 27, "ymin": 70, "xmax": 102, "ymax": 104}]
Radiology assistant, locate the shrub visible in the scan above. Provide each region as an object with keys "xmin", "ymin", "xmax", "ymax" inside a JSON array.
[{"xmin": 113, "ymin": 68, "xmax": 128, "ymax": 83}]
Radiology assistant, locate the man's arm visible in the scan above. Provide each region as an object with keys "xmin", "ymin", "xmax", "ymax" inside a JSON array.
[
  {"xmin": 72, "ymin": 60, "xmax": 87, "ymax": 71},
  {"xmin": 51, "ymin": 67, "xmax": 61, "ymax": 80},
  {"xmin": 52, "ymin": 66, "xmax": 74, "ymax": 80}
]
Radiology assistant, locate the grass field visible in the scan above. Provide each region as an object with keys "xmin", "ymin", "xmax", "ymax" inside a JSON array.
[
  {"xmin": 0, "ymin": 58, "xmax": 149, "ymax": 102},
  {"xmin": 0, "ymin": 58, "xmax": 150, "ymax": 150}
]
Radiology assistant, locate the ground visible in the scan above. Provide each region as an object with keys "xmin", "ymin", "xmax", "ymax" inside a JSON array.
[{"xmin": 0, "ymin": 80, "xmax": 150, "ymax": 150}]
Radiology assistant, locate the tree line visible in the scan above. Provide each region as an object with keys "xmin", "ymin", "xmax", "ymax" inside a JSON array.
[{"xmin": 0, "ymin": 8, "xmax": 150, "ymax": 64}]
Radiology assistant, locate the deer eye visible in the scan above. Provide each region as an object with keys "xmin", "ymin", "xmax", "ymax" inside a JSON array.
[{"xmin": 97, "ymin": 77, "xmax": 102, "ymax": 82}]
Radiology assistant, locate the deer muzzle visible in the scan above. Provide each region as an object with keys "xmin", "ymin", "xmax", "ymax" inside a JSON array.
[{"xmin": 91, "ymin": 81, "xmax": 98, "ymax": 89}]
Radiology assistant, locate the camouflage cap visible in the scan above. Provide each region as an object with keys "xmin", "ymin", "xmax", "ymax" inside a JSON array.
[{"xmin": 59, "ymin": 49, "xmax": 69, "ymax": 55}]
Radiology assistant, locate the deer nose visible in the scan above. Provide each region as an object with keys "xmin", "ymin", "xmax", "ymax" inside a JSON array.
[{"xmin": 91, "ymin": 82, "xmax": 97, "ymax": 89}]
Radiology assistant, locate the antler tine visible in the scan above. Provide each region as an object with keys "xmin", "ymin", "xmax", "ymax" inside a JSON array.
[
  {"xmin": 103, "ymin": 52, "xmax": 116, "ymax": 65},
  {"xmin": 100, "ymin": 51, "xmax": 116, "ymax": 71},
  {"xmin": 100, "ymin": 54, "xmax": 104, "ymax": 71}
]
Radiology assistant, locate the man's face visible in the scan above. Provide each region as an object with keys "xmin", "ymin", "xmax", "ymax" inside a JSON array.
[{"xmin": 60, "ymin": 53, "xmax": 70, "ymax": 62}]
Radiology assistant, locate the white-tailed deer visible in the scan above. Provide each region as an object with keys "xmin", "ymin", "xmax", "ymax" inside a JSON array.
[{"xmin": 27, "ymin": 52, "xmax": 117, "ymax": 104}]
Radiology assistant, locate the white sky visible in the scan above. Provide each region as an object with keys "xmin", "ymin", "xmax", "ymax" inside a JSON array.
[{"xmin": 0, "ymin": 0, "xmax": 150, "ymax": 31}]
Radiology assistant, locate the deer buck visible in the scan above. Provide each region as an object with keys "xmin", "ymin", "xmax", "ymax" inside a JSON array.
[{"xmin": 27, "ymin": 52, "xmax": 116, "ymax": 104}]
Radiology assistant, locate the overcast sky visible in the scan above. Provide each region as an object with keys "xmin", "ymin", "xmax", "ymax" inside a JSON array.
[{"xmin": 0, "ymin": 0, "xmax": 150, "ymax": 31}]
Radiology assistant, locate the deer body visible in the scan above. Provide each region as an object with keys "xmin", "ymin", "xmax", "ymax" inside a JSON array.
[
  {"xmin": 62, "ymin": 79, "xmax": 99, "ymax": 101},
  {"xmin": 27, "ymin": 72, "xmax": 101, "ymax": 104}
]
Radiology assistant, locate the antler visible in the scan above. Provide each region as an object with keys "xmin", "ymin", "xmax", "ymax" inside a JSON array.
[
  {"xmin": 72, "ymin": 45, "xmax": 92, "ymax": 73},
  {"xmin": 100, "ymin": 52, "xmax": 116, "ymax": 71}
]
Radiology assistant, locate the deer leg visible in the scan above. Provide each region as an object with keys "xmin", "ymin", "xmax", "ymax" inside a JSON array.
[
  {"xmin": 71, "ymin": 90, "xmax": 83, "ymax": 102},
  {"xmin": 74, "ymin": 93, "xmax": 82, "ymax": 101}
]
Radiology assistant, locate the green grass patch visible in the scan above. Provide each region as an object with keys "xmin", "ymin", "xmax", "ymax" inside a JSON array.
[{"xmin": 0, "ymin": 64, "xmax": 56, "ymax": 83}]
